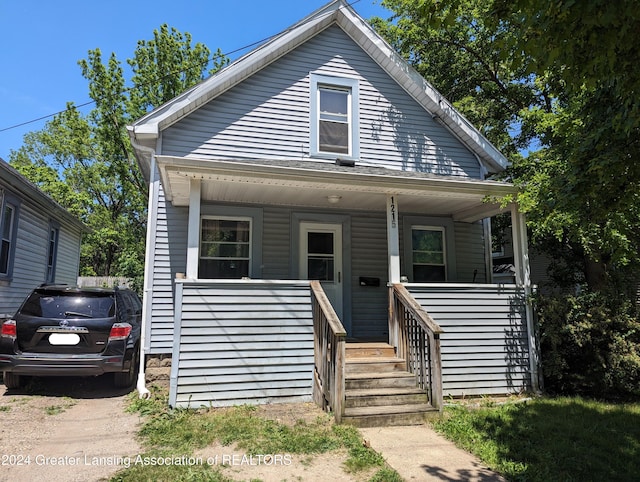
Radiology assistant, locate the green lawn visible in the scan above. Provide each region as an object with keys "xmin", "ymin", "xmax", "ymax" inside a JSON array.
[{"xmin": 432, "ymin": 396, "xmax": 640, "ymax": 481}]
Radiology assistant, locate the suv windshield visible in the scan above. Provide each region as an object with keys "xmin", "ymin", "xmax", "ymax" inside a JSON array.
[{"xmin": 20, "ymin": 291, "xmax": 115, "ymax": 319}]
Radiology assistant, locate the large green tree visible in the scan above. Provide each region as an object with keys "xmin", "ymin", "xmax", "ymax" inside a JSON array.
[
  {"xmin": 373, "ymin": 0, "xmax": 640, "ymax": 291},
  {"xmin": 10, "ymin": 25, "xmax": 227, "ymax": 289},
  {"xmin": 489, "ymin": 0, "xmax": 640, "ymax": 290},
  {"xmin": 373, "ymin": 0, "xmax": 640, "ymax": 396}
]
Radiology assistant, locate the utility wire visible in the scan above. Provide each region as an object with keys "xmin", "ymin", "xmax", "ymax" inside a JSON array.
[{"xmin": 0, "ymin": 0, "xmax": 364, "ymax": 135}]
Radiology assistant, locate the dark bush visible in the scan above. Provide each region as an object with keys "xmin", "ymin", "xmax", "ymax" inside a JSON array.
[{"xmin": 537, "ymin": 289, "xmax": 640, "ymax": 399}]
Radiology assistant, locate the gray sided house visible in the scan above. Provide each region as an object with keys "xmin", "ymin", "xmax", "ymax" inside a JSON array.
[
  {"xmin": 129, "ymin": 0, "xmax": 538, "ymax": 417},
  {"xmin": 0, "ymin": 159, "xmax": 86, "ymax": 317}
]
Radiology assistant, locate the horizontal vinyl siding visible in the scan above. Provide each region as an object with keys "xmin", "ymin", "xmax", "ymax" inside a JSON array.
[
  {"xmin": 350, "ymin": 211, "xmax": 388, "ymax": 340},
  {"xmin": 170, "ymin": 281, "xmax": 314, "ymax": 408},
  {"xmin": 262, "ymin": 207, "xmax": 292, "ymax": 279},
  {"xmin": 454, "ymin": 222, "xmax": 487, "ymax": 283},
  {"xmin": 163, "ymin": 25, "xmax": 481, "ymax": 179},
  {"xmin": 148, "ymin": 185, "xmax": 187, "ymax": 353},
  {"xmin": 0, "ymin": 199, "xmax": 82, "ymax": 316},
  {"xmin": 55, "ymin": 225, "xmax": 82, "ymax": 285},
  {"xmin": 409, "ymin": 285, "xmax": 531, "ymax": 397}
]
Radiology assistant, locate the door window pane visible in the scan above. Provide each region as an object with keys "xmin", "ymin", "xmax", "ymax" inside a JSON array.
[
  {"xmin": 412, "ymin": 227, "xmax": 446, "ymax": 282},
  {"xmin": 308, "ymin": 258, "xmax": 335, "ymax": 281},
  {"xmin": 308, "ymin": 232, "xmax": 333, "ymax": 255},
  {"xmin": 307, "ymin": 231, "xmax": 334, "ymax": 281}
]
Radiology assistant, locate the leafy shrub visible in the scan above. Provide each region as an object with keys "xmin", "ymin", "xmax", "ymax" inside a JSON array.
[{"xmin": 537, "ymin": 289, "xmax": 640, "ymax": 398}]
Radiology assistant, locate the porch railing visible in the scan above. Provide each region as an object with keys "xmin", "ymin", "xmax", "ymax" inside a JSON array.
[
  {"xmin": 389, "ymin": 283, "xmax": 444, "ymax": 411},
  {"xmin": 310, "ymin": 280, "xmax": 347, "ymax": 423}
]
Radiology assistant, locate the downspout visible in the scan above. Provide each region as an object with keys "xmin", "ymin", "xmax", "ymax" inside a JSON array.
[{"xmin": 129, "ymin": 131, "xmax": 158, "ymax": 400}]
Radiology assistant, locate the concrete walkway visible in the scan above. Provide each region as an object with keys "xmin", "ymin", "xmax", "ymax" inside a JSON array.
[{"xmin": 360, "ymin": 425, "xmax": 506, "ymax": 481}]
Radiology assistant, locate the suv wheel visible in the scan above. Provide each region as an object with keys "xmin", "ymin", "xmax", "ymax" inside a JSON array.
[
  {"xmin": 2, "ymin": 372, "xmax": 22, "ymax": 389},
  {"xmin": 114, "ymin": 346, "xmax": 139, "ymax": 388}
]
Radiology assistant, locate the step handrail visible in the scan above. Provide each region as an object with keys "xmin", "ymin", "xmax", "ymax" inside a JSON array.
[
  {"xmin": 389, "ymin": 284, "xmax": 444, "ymax": 411},
  {"xmin": 310, "ymin": 280, "xmax": 347, "ymax": 423}
]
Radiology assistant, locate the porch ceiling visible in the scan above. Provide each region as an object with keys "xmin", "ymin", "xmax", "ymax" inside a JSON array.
[{"xmin": 155, "ymin": 156, "xmax": 516, "ymax": 222}]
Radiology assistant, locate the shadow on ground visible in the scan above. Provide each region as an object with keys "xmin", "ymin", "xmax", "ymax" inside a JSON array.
[{"xmin": 0, "ymin": 373, "xmax": 134, "ymax": 399}]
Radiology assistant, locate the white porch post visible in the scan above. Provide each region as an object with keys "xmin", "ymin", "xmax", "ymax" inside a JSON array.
[
  {"xmin": 511, "ymin": 205, "xmax": 540, "ymax": 393},
  {"xmin": 387, "ymin": 194, "xmax": 401, "ymax": 348},
  {"xmin": 186, "ymin": 178, "xmax": 201, "ymax": 280},
  {"xmin": 386, "ymin": 195, "xmax": 401, "ymax": 284},
  {"xmin": 511, "ymin": 205, "xmax": 531, "ymax": 287}
]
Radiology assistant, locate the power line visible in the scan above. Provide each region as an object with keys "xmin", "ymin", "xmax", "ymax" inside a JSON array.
[
  {"xmin": 0, "ymin": 0, "xmax": 364, "ymax": 136},
  {"xmin": 0, "ymin": 100, "xmax": 95, "ymax": 133}
]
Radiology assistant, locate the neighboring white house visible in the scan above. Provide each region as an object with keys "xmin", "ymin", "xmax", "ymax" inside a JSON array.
[
  {"xmin": 0, "ymin": 159, "xmax": 86, "ymax": 317},
  {"xmin": 129, "ymin": 0, "xmax": 537, "ymax": 411}
]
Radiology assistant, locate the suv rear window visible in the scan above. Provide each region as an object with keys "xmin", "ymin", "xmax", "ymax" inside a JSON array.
[{"xmin": 20, "ymin": 291, "xmax": 115, "ymax": 319}]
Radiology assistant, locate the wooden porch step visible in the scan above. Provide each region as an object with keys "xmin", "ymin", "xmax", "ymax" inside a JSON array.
[
  {"xmin": 345, "ymin": 357, "xmax": 406, "ymax": 374},
  {"xmin": 340, "ymin": 343, "xmax": 439, "ymax": 427},
  {"xmin": 345, "ymin": 371, "xmax": 417, "ymax": 390},
  {"xmin": 345, "ymin": 342, "xmax": 396, "ymax": 358},
  {"xmin": 342, "ymin": 403, "xmax": 438, "ymax": 428},
  {"xmin": 345, "ymin": 387, "xmax": 428, "ymax": 408}
]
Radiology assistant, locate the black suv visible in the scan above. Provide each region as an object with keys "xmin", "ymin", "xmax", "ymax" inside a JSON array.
[{"xmin": 0, "ymin": 285, "xmax": 142, "ymax": 389}]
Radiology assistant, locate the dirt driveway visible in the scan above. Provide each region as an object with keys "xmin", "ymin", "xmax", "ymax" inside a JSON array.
[
  {"xmin": 0, "ymin": 376, "xmax": 386, "ymax": 482},
  {"xmin": 0, "ymin": 375, "xmax": 141, "ymax": 482}
]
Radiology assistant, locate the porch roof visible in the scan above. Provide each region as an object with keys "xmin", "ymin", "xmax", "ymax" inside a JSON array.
[{"xmin": 155, "ymin": 156, "xmax": 515, "ymax": 222}]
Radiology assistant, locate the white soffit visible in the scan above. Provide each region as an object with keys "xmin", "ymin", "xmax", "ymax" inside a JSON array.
[{"xmin": 155, "ymin": 156, "xmax": 513, "ymax": 221}]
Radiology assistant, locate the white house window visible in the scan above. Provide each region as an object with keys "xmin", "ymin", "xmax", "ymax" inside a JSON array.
[
  {"xmin": 411, "ymin": 226, "xmax": 446, "ymax": 282},
  {"xmin": 199, "ymin": 217, "xmax": 251, "ymax": 279},
  {"xmin": 319, "ymin": 87, "xmax": 349, "ymax": 154},
  {"xmin": 310, "ymin": 74, "xmax": 359, "ymax": 159},
  {"xmin": 46, "ymin": 226, "xmax": 59, "ymax": 283},
  {"xmin": 0, "ymin": 202, "xmax": 16, "ymax": 277}
]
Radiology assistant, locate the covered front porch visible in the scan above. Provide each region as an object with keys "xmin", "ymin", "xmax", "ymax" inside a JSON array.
[
  {"xmin": 152, "ymin": 156, "xmax": 538, "ymax": 418},
  {"xmin": 156, "ymin": 156, "xmax": 532, "ymax": 323}
]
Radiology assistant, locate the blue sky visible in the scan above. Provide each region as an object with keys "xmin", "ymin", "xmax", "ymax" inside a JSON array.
[{"xmin": 0, "ymin": 0, "xmax": 390, "ymax": 159}]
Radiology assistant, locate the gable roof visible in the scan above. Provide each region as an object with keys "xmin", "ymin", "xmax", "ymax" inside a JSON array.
[
  {"xmin": 0, "ymin": 159, "xmax": 88, "ymax": 232},
  {"xmin": 128, "ymin": 0, "xmax": 508, "ymax": 175}
]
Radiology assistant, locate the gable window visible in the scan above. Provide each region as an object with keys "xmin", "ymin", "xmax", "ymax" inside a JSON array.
[
  {"xmin": 310, "ymin": 74, "xmax": 359, "ymax": 159},
  {"xmin": 46, "ymin": 225, "xmax": 59, "ymax": 283},
  {"xmin": 319, "ymin": 87, "xmax": 349, "ymax": 154},
  {"xmin": 0, "ymin": 200, "xmax": 17, "ymax": 278},
  {"xmin": 411, "ymin": 226, "xmax": 446, "ymax": 282},
  {"xmin": 199, "ymin": 217, "xmax": 251, "ymax": 279}
]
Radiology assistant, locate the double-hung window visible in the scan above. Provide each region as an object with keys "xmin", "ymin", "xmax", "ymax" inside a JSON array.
[
  {"xmin": 310, "ymin": 74, "xmax": 359, "ymax": 159},
  {"xmin": 319, "ymin": 87, "xmax": 349, "ymax": 154},
  {"xmin": 199, "ymin": 217, "xmax": 251, "ymax": 279},
  {"xmin": 411, "ymin": 226, "xmax": 447, "ymax": 282},
  {"xmin": 0, "ymin": 200, "xmax": 17, "ymax": 278}
]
